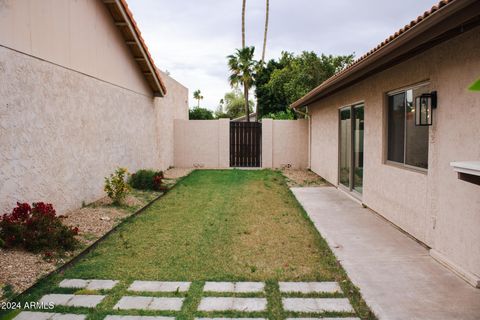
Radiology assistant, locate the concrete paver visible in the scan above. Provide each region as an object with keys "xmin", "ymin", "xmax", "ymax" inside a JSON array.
[
  {"xmin": 113, "ymin": 296, "xmax": 184, "ymax": 311},
  {"xmin": 196, "ymin": 318, "xmax": 266, "ymax": 320},
  {"xmin": 104, "ymin": 316, "xmax": 175, "ymax": 320},
  {"xmin": 128, "ymin": 281, "xmax": 191, "ymax": 292},
  {"xmin": 197, "ymin": 297, "xmax": 267, "ymax": 312},
  {"xmin": 291, "ymin": 187, "xmax": 480, "ymax": 320},
  {"xmin": 67, "ymin": 295, "xmax": 105, "ymax": 307},
  {"xmin": 13, "ymin": 312, "xmax": 86, "ymax": 320},
  {"xmin": 114, "ymin": 296, "xmax": 153, "ymax": 310},
  {"xmin": 58, "ymin": 279, "xmax": 118, "ymax": 290},
  {"xmin": 278, "ymin": 282, "xmax": 342, "ymax": 294},
  {"xmin": 203, "ymin": 282, "xmax": 264, "ymax": 293},
  {"xmin": 149, "ymin": 297, "xmax": 184, "ymax": 311},
  {"xmin": 282, "ymin": 297, "xmax": 354, "ymax": 313},
  {"xmin": 286, "ymin": 318, "xmax": 360, "ymax": 320}
]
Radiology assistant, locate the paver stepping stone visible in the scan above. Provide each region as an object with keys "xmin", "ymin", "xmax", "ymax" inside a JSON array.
[
  {"xmin": 203, "ymin": 282, "xmax": 265, "ymax": 293},
  {"xmin": 128, "ymin": 281, "xmax": 191, "ymax": 292},
  {"xmin": 114, "ymin": 296, "xmax": 184, "ymax": 311},
  {"xmin": 59, "ymin": 279, "xmax": 119, "ymax": 290},
  {"xmin": 282, "ymin": 298, "xmax": 354, "ymax": 313},
  {"xmin": 13, "ymin": 311, "xmax": 86, "ymax": 320},
  {"xmin": 39, "ymin": 294, "xmax": 105, "ymax": 308},
  {"xmin": 197, "ymin": 297, "xmax": 267, "ymax": 312},
  {"xmin": 279, "ymin": 282, "xmax": 342, "ymax": 294},
  {"xmin": 286, "ymin": 318, "xmax": 360, "ymax": 320},
  {"xmin": 196, "ymin": 318, "xmax": 266, "ymax": 320},
  {"xmin": 104, "ymin": 316, "xmax": 176, "ymax": 320}
]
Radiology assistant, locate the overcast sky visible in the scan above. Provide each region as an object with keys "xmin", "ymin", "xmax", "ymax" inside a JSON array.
[{"xmin": 128, "ymin": 0, "xmax": 437, "ymax": 110}]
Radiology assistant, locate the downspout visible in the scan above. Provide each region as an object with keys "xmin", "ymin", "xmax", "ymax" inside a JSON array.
[{"xmin": 293, "ymin": 107, "xmax": 311, "ymax": 169}]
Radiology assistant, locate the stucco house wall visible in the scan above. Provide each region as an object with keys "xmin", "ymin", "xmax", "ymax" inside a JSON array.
[
  {"xmin": 0, "ymin": 0, "xmax": 151, "ymax": 96},
  {"xmin": 308, "ymin": 27, "xmax": 480, "ymax": 284},
  {"xmin": 0, "ymin": 0, "xmax": 188, "ymax": 214}
]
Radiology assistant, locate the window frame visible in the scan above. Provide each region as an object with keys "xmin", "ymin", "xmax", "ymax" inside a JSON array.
[
  {"xmin": 384, "ymin": 82, "xmax": 430, "ymax": 173},
  {"xmin": 337, "ymin": 101, "xmax": 365, "ymax": 199}
]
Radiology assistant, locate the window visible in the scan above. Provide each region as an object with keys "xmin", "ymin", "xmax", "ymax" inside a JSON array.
[{"xmin": 387, "ymin": 84, "xmax": 429, "ymax": 169}]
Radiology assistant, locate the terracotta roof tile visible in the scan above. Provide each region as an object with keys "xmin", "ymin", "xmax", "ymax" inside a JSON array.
[
  {"xmin": 291, "ymin": 0, "xmax": 459, "ymax": 108},
  {"xmin": 117, "ymin": 0, "xmax": 167, "ymax": 95}
]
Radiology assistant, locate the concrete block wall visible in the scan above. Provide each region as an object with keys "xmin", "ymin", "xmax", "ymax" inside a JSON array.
[
  {"xmin": 262, "ymin": 119, "xmax": 309, "ymax": 169},
  {"xmin": 173, "ymin": 119, "xmax": 308, "ymax": 169},
  {"xmin": 174, "ymin": 119, "xmax": 230, "ymax": 168}
]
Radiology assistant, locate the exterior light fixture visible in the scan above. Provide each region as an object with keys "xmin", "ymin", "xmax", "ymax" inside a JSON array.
[{"xmin": 415, "ymin": 91, "xmax": 437, "ymax": 126}]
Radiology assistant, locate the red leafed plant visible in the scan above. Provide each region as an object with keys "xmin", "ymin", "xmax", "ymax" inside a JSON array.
[{"xmin": 0, "ymin": 202, "xmax": 79, "ymax": 253}]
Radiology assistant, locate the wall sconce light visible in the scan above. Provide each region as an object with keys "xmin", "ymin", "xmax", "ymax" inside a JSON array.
[{"xmin": 415, "ymin": 91, "xmax": 437, "ymax": 126}]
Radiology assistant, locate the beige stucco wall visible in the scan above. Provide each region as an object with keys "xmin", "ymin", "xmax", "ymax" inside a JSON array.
[
  {"xmin": 262, "ymin": 119, "xmax": 309, "ymax": 169},
  {"xmin": 174, "ymin": 119, "xmax": 230, "ymax": 168},
  {"xmin": 0, "ymin": 46, "xmax": 155, "ymax": 213},
  {"xmin": 0, "ymin": 0, "xmax": 151, "ymax": 95},
  {"xmin": 0, "ymin": 47, "xmax": 188, "ymax": 214},
  {"xmin": 308, "ymin": 27, "xmax": 480, "ymax": 282},
  {"xmin": 0, "ymin": 0, "xmax": 189, "ymax": 214},
  {"xmin": 155, "ymin": 71, "xmax": 189, "ymax": 169}
]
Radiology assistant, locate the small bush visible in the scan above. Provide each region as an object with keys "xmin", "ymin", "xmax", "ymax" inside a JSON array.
[
  {"xmin": 129, "ymin": 169, "xmax": 164, "ymax": 191},
  {"xmin": 104, "ymin": 167, "xmax": 131, "ymax": 205},
  {"xmin": 0, "ymin": 202, "xmax": 79, "ymax": 253}
]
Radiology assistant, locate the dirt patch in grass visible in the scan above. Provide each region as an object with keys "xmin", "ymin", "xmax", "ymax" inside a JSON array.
[
  {"xmin": 281, "ymin": 169, "xmax": 328, "ymax": 187},
  {"xmin": 164, "ymin": 167, "xmax": 193, "ymax": 179}
]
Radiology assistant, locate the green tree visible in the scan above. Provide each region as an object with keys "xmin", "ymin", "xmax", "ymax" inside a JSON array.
[
  {"xmin": 255, "ymin": 51, "xmax": 353, "ymax": 116},
  {"xmin": 255, "ymin": 53, "xmax": 292, "ymax": 117},
  {"xmin": 189, "ymin": 106, "xmax": 214, "ymax": 120},
  {"xmin": 193, "ymin": 89, "xmax": 203, "ymax": 107},
  {"xmin": 222, "ymin": 89, "xmax": 254, "ymax": 119},
  {"xmin": 227, "ymin": 47, "xmax": 257, "ymax": 122},
  {"xmin": 262, "ymin": 109, "xmax": 295, "ymax": 120},
  {"xmin": 214, "ymin": 99, "xmax": 229, "ymax": 119}
]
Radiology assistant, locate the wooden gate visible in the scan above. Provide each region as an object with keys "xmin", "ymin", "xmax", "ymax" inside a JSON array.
[{"xmin": 230, "ymin": 122, "xmax": 262, "ymax": 167}]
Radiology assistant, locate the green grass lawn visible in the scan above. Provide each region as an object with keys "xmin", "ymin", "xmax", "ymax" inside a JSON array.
[{"xmin": 2, "ymin": 169, "xmax": 374, "ymax": 320}]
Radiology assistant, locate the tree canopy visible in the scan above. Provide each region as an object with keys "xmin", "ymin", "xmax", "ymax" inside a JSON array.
[
  {"xmin": 227, "ymin": 47, "xmax": 257, "ymax": 121},
  {"xmin": 215, "ymin": 89, "xmax": 254, "ymax": 119},
  {"xmin": 255, "ymin": 51, "xmax": 354, "ymax": 117},
  {"xmin": 189, "ymin": 106, "xmax": 214, "ymax": 120}
]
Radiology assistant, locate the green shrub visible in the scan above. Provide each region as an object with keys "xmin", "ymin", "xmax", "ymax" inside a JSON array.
[
  {"xmin": 129, "ymin": 169, "xmax": 164, "ymax": 191},
  {"xmin": 104, "ymin": 167, "xmax": 131, "ymax": 205},
  {"xmin": 0, "ymin": 202, "xmax": 79, "ymax": 253}
]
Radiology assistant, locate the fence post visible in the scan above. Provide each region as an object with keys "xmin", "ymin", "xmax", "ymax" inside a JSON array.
[
  {"xmin": 218, "ymin": 118, "xmax": 230, "ymax": 168},
  {"xmin": 262, "ymin": 119, "xmax": 273, "ymax": 168}
]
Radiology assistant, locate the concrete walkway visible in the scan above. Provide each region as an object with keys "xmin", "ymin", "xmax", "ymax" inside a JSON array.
[{"xmin": 291, "ymin": 187, "xmax": 480, "ymax": 320}]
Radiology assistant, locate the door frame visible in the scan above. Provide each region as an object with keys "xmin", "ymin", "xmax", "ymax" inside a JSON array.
[{"xmin": 338, "ymin": 102, "xmax": 364, "ymax": 199}]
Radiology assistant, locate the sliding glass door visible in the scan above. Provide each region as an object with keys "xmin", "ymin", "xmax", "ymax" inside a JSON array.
[{"xmin": 339, "ymin": 104, "xmax": 364, "ymax": 195}]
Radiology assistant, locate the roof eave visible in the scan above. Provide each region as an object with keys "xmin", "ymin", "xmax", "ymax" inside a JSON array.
[
  {"xmin": 102, "ymin": 0, "xmax": 167, "ymax": 97},
  {"xmin": 291, "ymin": 0, "xmax": 477, "ymax": 109}
]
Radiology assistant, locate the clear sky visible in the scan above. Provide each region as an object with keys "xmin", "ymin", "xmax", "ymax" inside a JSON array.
[{"xmin": 128, "ymin": 0, "xmax": 437, "ymax": 110}]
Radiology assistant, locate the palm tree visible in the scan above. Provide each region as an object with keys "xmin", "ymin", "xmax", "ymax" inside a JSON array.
[
  {"xmin": 193, "ymin": 89, "xmax": 203, "ymax": 107},
  {"xmin": 227, "ymin": 47, "xmax": 256, "ymax": 122},
  {"xmin": 241, "ymin": 0, "xmax": 246, "ymax": 48},
  {"xmin": 261, "ymin": 0, "xmax": 269, "ymax": 63}
]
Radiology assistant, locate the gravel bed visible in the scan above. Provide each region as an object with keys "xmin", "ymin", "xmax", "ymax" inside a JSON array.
[
  {"xmin": 281, "ymin": 169, "xmax": 328, "ymax": 187},
  {"xmin": 0, "ymin": 167, "xmax": 191, "ymax": 301}
]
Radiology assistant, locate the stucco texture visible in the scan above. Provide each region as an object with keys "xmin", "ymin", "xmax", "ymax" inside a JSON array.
[
  {"xmin": 174, "ymin": 119, "xmax": 230, "ymax": 168},
  {"xmin": 262, "ymin": 119, "xmax": 309, "ymax": 169},
  {"xmin": 0, "ymin": 0, "xmax": 151, "ymax": 96},
  {"xmin": 0, "ymin": 46, "xmax": 187, "ymax": 214},
  {"xmin": 308, "ymin": 27, "xmax": 480, "ymax": 281}
]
